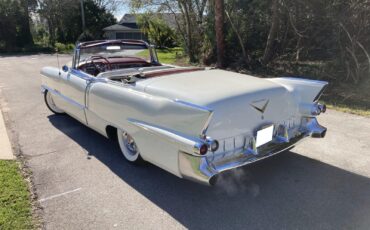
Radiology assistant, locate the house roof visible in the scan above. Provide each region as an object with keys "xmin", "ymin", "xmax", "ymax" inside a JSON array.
[
  {"xmin": 120, "ymin": 13, "xmax": 178, "ymax": 29},
  {"xmin": 103, "ymin": 24, "xmax": 140, "ymax": 32},
  {"xmin": 118, "ymin": 14, "xmax": 137, "ymax": 24}
]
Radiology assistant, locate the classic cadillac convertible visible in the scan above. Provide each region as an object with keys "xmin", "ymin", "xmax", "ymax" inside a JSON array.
[{"xmin": 41, "ymin": 39, "xmax": 328, "ymax": 185}]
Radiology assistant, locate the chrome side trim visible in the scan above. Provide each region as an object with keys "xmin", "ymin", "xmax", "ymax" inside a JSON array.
[
  {"xmin": 279, "ymin": 77, "xmax": 329, "ymax": 85},
  {"xmin": 313, "ymin": 84, "xmax": 328, "ymax": 102},
  {"xmin": 70, "ymin": 69, "xmax": 94, "ymax": 81},
  {"xmin": 41, "ymin": 84, "xmax": 85, "ymax": 110},
  {"xmin": 174, "ymin": 100, "xmax": 212, "ymax": 112},
  {"xmin": 127, "ymin": 119, "xmax": 205, "ymax": 155},
  {"xmin": 201, "ymin": 111, "xmax": 214, "ymax": 138}
]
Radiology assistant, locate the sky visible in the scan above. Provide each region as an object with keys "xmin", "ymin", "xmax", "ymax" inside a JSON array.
[
  {"xmin": 113, "ymin": 3, "xmax": 130, "ymax": 20},
  {"xmin": 114, "ymin": 8, "xmax": 128, "ymax": 20},
  {"xmin": 112, "ymin": 2, "xmax": 155, "ymax": 21}
]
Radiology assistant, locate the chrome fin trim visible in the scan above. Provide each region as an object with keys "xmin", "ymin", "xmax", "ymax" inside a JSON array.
[
  {"xmin": 41, "ymin": 84, "xmax": 85, "ymax": 110},
  {"xmin": 173, "ymin": 99, "xmax": 214, "ymax": 138}
]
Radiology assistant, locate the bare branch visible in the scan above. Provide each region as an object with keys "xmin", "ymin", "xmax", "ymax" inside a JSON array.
[
  {"xmin": 339, "ymin": 23, "xmax": 353, "ymax": 44},
  {"xmin": 225, "ymin": 9, "xmax": 249, "ymax": 63},
  {"xmin": 356, "ymin": 41, "xmax": 370, "ymax": 75}
]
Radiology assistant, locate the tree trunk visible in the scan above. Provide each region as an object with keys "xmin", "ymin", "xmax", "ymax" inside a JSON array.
[
  {"xmin": 179, "ymin": 1, "xmax": 196, "ymax": 63},
  {"xmin": 215, "ymin": 0, "xmax": 224, "ymax": 68},
  {"xmin": 21, "ymin": 0, "xmax": 34, "ymax": 46},
  {"xmin": 225, "ymin": 9, "xmax": 249, "ymax": 64},
  {"xmin": 185, "ymin": 7, "xmax": 195, "ymax": 62},
  {"xmin": 262, "ymin": 0, "xmax": 279, "ymax": 65}
]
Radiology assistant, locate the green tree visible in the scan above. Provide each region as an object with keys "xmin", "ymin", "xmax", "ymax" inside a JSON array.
[
  {"xmin": 0, "ymin": 0, "xmax": 35, "ymax": 51},
  {"xmin": 137, "ymin": 14, "xmax": 176, "ymax": 48},
  {"xmin": 37, "ymin": 0, "xmax": 116, "ymax": 45},
  {"xmin": 131, "ymin": 0, "xmax": 208, "ymax": 63}
]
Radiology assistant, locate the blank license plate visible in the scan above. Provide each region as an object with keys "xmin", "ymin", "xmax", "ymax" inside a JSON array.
[{"xmin": 256, "ymin": 125, "xmax": 274, "ymax": 147}]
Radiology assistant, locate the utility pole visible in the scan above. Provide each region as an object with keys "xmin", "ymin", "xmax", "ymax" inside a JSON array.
[
  {"xmin": 80, "ymin": 0, "xmax": 86, "ymax": 32},
  {"xmin": 215, "ymin": 0, "xmax": 225, "ymax": 68}
]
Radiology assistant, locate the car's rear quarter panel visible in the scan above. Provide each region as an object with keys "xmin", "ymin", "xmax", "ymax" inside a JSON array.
[{"xmin": 86, "ymin": 82, "xmax": 211, "ymax": 177}]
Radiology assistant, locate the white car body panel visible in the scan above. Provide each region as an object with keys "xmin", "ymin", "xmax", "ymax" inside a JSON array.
[{"xmin": 41, "ymin": 41, "xmax": 328, "ymax": 185}]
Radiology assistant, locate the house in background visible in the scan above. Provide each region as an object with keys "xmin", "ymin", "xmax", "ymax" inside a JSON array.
[
  {"xmin": 103, "ymin": 14, "xmax": 177, "ymax": 40},
  {"xmin": 103, "ymin": 14, "xmax": 145, "ymax": 40}
]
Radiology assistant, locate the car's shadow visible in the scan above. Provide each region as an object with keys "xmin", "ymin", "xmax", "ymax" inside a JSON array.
[{"xmin": 48, "ymin": 114, "xmax": 370, "ymax": 229}]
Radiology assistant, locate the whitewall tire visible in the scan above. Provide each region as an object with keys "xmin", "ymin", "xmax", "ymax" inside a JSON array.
[
  {"xmin": 117, "ymin": 129, "xmax": 144, "ymax": 164},
  {"xmin": 44, "ymin": 90, "xmax": 65, "ymax": 115}
]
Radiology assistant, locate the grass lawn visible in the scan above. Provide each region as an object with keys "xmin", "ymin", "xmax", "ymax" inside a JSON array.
[
  {"xmin": 0, "ymin": 160, "xmax": 33, "ymax": 229},
  {"xmin": 138, "ymin": 47, "xmax": 187, "ymax": 65},
  {"xmin": 321, "ymin": 79, "xmax": 370, "ymax": 117},
  {"xmin": 325, "ymin": 103, "xmax": 370, "ymax": 117}
]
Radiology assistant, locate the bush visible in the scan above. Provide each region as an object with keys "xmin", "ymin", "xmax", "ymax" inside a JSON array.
[
  {"xmin": 77, "ymin": 30, "xmax": 95, "ymax": 42},
  {"xmin": 55, "ymin": 42, "xmax": 75, "ymax": 53}
]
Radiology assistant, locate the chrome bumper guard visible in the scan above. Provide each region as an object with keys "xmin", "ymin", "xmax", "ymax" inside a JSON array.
[{"xmin": 178, "ymin": 117, "xmax": 326, "ymax": 185}]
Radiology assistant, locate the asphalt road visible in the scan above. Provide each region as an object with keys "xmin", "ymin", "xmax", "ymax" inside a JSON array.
[{"xmin": 0, "ymin": 54, "xmax": 370, "ymax": 230}]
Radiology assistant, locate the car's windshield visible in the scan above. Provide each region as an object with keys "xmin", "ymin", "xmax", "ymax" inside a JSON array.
[{"xmin": 77, "ymin": 43, "xmax": 152, "ymax": 66}]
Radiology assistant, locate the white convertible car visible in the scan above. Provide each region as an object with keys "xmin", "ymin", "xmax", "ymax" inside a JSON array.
[{"xmin": 41, "ymin": 39, "xmax": 328, "ymax": 185}]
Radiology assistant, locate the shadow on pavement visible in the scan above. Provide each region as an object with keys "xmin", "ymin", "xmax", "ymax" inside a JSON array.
[{"xmin": 48, "ymin": 114, "xmax": 370, "ymax": 230}]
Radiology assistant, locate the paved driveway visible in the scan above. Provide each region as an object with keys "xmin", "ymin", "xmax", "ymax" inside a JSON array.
[{"xmin": 0, "ymin": 54, "xmax": 370, "ymax": 230}]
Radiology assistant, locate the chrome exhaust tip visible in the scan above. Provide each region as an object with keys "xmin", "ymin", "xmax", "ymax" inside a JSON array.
[
  {"xmin": 311, "ymin": 127, "xmax": 327, "ymax": 138},
  {"xmin": 209, "ymin": 174, "xmax": 219, "ymax": 186},
  {"xmin": 303, "ymin": 117, "xmax": 327, "ymax": 138}
]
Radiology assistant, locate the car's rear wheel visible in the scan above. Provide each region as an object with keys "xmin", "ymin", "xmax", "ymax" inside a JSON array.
[
  {"xmin": 44, "ymin": 90, "xmax": 65, "ymax": 115},
  {"xmin": 117, "ymin": 129, "xmax": 144, "ymax": 164}
]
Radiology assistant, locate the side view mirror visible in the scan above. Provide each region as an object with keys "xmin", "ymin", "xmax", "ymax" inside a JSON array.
[{"xmin": 62, "ymin": 65, "xmax": 69, "ymax": 72}]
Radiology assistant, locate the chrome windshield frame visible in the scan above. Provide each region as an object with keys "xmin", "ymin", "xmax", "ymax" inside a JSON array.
[{"xmin": 73, "ymin": 40, "xmax": 159, "ymax": 69}]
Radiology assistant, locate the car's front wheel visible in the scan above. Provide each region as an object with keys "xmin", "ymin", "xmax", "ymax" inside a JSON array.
[
  {"xmin": 117, "ymin": 129, "xmax": 144, "ymax": 164},
  {"xmin": 44, "ymin": 90, "xmax": 65, "ymax": 115}
]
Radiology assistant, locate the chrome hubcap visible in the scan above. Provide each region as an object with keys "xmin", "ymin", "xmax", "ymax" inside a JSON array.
[
  {"xmin": 47, "ymin": 93, "xmax": 60, "ymax": 111},
  {"xmin": 123, "ymin": 133, "xmax": 138, "ymax": 156}
]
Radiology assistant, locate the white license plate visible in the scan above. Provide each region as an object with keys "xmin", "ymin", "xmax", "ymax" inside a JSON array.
[{"xmin": 256, "ymin": 125, "xmax": 274, "ymax": 147}]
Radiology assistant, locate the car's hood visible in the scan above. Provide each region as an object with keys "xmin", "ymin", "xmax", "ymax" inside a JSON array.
[{"xmin": 136, "ymin": 69, "xmax": 286, "ymax": 106}]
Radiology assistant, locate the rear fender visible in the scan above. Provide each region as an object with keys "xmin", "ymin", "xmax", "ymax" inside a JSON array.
[
  {"xmin": 268, "ymin": 77, "xmax": 328, "ymax": 118},
  {"xmin": 87, "ymin": 82, "xmax": 213, "ymax": 176},
  {"xmin": 267, "ymin": 77, "xmax": 328, "ymax": 103}
]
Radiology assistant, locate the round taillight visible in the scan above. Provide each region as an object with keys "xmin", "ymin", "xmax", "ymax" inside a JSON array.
[
  {"xmin": 210, "ymin": 140, "xmax": 219, "ymax": 152},
  {"xmin": 199, "ymin": 144, "xmax": 208, "ymax": 155}
]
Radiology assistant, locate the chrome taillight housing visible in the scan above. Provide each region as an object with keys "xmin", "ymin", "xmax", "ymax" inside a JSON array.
[
  {"xmin": 300, "ymin": 103, "xmax": 327, "ymax": 116},
  {"xmin": 194, "ymin": 142, "xmax": 208, "ymax": 155},
  {"xmin": 194, "ymin": 138, "xmax": 220, "ymax": 155}
]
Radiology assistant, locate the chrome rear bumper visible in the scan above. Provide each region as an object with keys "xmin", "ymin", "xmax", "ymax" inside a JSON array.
[{"xmin": 178, "ymin": 117, "xmax": 326, "ymax": 185}]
